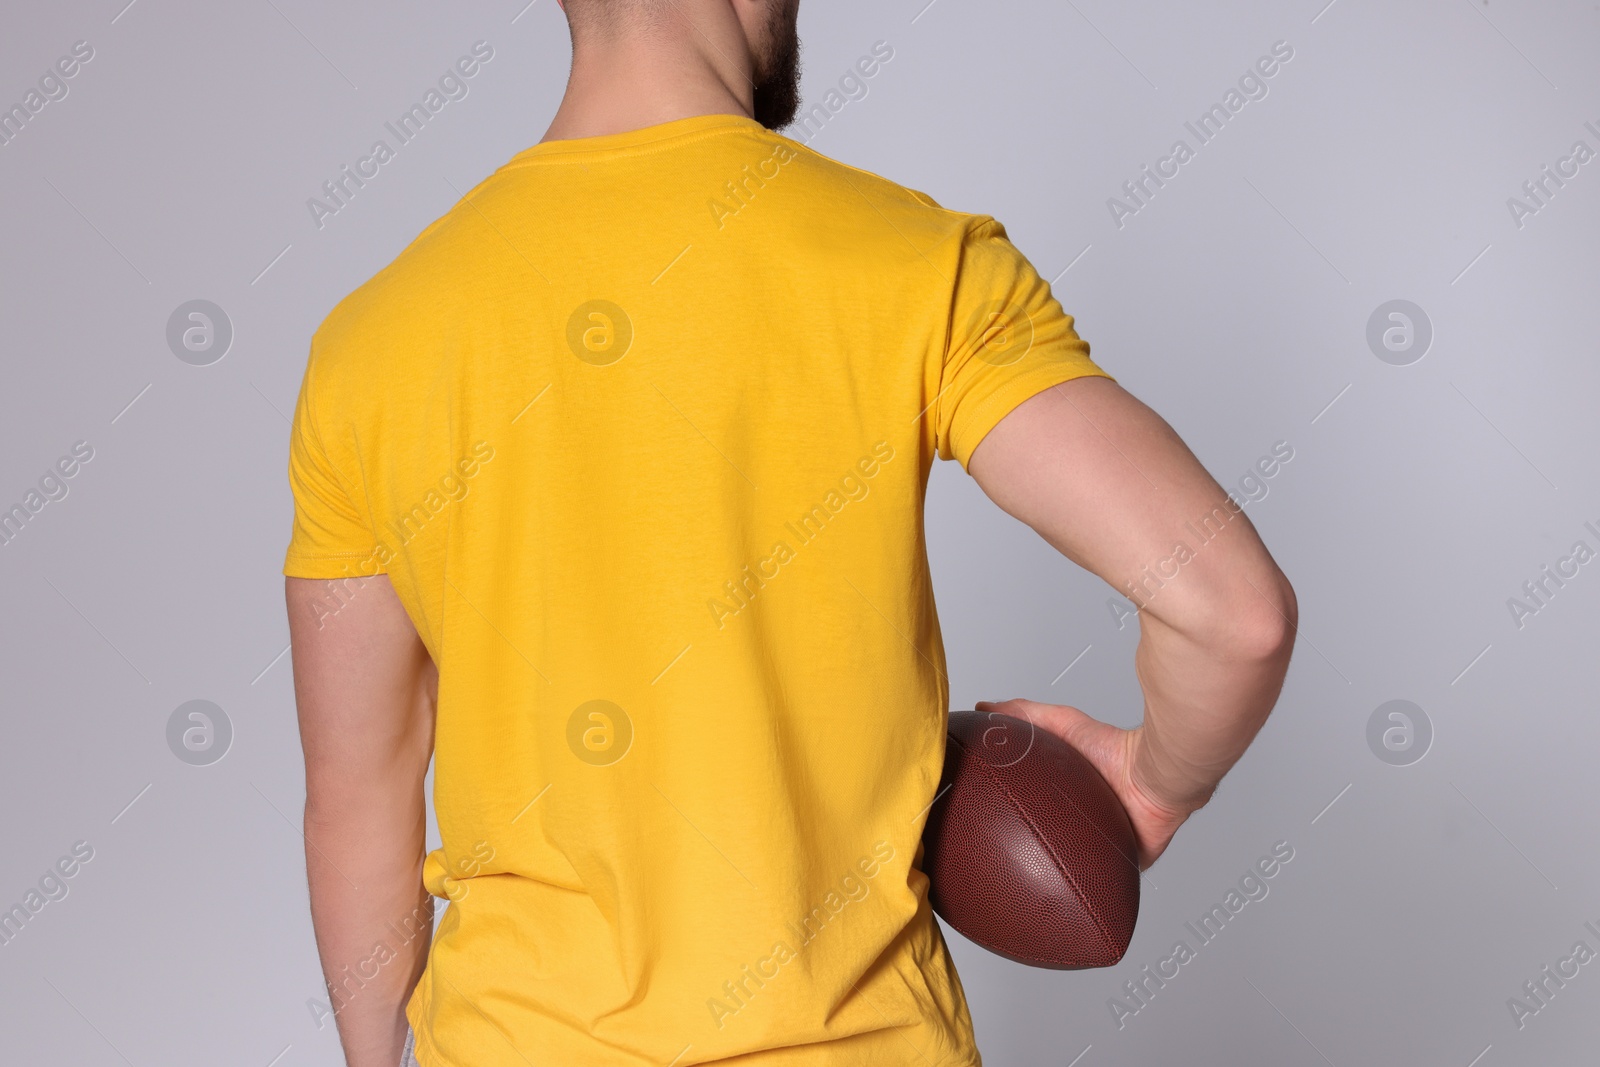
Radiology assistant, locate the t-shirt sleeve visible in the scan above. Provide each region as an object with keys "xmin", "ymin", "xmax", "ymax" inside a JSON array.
[
  {"xmin": 933, "ymin": 217, "xmax": 1114, "ymax": 470},
  {"xmin": 283, "ymin": 357, "xmax": 385, "ymax": 579}
]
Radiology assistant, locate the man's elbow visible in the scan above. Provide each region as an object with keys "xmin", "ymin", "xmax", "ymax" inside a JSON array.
[
  {"xmin": 1225, "ymin": 568, "xmax": 1298, "ymax": 666},
  {"xmin": 1147, "ymin": 561, "xmax": 1297, "ymax": 664}
]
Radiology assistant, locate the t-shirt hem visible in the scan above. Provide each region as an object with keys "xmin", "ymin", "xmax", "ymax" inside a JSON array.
[
  {"xmin": 403, "ymin": 976, "xmax": 979, "ymax": 1067},
  {"xmin": 403, "ymin": 1028, "xmax": 978, "ymax": 1067},
  {"xmin": 949, "ymin": 361, "xmax": 1115, "ymax": 472},
  {"xmin": 282, "ymin": 554, "xmax": 389, "ymax": 580}
]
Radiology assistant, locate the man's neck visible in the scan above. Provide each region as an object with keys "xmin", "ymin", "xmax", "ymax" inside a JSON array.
[{"xmin": 541, "ymin": 24, "xmax": 756, "ymax": 143}]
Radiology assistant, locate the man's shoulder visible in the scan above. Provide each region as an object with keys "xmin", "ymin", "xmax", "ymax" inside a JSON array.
[
  {"xmin": 307, "ymin": 198, "xmax": 479, "ymax": 380},
  {"xmin": 781, "ymin": 135, "xmax": 960, "ymax": 219},
  {"xmin": 773, "ymin": 134, "xmax": 1007, "ymax": 272}
]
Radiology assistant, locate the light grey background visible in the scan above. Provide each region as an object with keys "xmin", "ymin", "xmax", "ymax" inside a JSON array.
[{"xmin": 2, "ymin": 0, "xmax": 1596, "ymax": 1064}]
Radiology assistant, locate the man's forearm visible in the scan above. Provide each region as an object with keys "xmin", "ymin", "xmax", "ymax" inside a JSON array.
[
  {"xmin": 306, "ymin": 787, "xmax": 432, "ymax": 1067},
  {"xmin": 1131, "ymin": 572, "xmax": 1297, "ymax": 814},
  {"xmin": 288, "ymin": 574, "xmax": 437, "ymax": 1066}
]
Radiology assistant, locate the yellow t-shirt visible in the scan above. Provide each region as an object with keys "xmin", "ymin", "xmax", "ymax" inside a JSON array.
[{"xmin": 284, "ymin": 112, "xmax": 1110, "ymax": 1066}]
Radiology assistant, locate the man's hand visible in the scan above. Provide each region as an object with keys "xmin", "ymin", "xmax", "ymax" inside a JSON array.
[{"xmin": 974, "ymin": 697, "xmax": 1195, "ymax": 869}]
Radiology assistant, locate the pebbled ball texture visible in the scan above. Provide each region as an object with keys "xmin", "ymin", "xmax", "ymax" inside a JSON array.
[{"xmin": 922, "ymin": 710, "xmax": 1141, "ymax": 969}]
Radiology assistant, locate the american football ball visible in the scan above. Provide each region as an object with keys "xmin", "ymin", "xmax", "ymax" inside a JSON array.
[{"xmin": 922, "ymin": 709, "xmax": 1140, "ymax": 968}]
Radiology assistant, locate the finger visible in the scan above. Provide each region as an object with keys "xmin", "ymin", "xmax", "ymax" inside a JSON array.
[
  {"xmin": 973, "ymin": 701, "xmax": 1099, "ymax": 765},
  {"xmin": 1013, "ymin": 700, "xmax": 1100, "ymax": 739},
  {"xmin": 979, "ymin": 697, "xmax": 1084, "ymax": 722}
]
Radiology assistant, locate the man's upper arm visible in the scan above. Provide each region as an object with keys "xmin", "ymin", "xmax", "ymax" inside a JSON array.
[
  {"xmin": 966, "ymin": 376, "xmax": 1293, "ymax": 650},
  {"xmin": 287, "ymin": 575, "xmax": 436, "ymax": 799}
]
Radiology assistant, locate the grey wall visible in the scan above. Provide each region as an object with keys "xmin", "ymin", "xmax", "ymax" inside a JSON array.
[{"xmin": 2, "ymin": 1, "xmax": 1596, "ymax": 1064}]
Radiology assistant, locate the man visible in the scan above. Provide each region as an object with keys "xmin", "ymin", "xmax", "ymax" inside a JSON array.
[{"xmin": 283, "ymin": 1, "xmax": 1297, "ymax": 1064}]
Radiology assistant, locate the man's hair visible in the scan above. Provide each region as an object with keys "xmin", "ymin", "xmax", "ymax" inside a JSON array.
[{"xmin": 563, "ymin": 0, "xmax": 678, "ymax": 39}]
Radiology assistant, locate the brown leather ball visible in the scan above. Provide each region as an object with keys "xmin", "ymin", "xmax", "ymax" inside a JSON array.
[{"xmin": 922, "ymin": 710, "xmax": 1141, "ymax": 969}]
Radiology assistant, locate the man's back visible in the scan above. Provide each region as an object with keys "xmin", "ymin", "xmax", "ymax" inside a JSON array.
[{"xmin": 285, "ymin": 112, "xmax": 1111, "ymax": 1065}]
